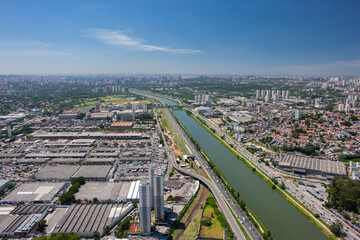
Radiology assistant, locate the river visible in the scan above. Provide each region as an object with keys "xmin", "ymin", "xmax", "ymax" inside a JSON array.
[{"xmin": 135, "ymin": 91, "xmax": 328, "ymax": 240}]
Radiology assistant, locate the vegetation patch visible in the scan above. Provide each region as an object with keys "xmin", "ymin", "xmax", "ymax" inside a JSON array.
[{"xmin": 200, "ymin": 192, "xmax": 233, "ymax": 239}]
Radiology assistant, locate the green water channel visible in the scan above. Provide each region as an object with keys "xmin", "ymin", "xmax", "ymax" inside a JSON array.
[{"xmin": 137, "ymin": 92, "xmax": 328, "ymax": 240}]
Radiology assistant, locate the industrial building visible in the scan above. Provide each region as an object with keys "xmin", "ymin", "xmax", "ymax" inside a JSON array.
[
  {"xmin": 139, "ymin": 181, "xmax": 151, "ymax": 235},
  {"xmin": 32, "ymin": 165, "xmax": 80, "ymax": 181},
  {"xmin": 52, "ymin": 203, "xmax": 133, "ymax": 237},
  {"xmin": 154, "ymin": 174, "xmax": 164, "ymax": 221},
  {"xmin": 75, "ymin": 182, "xmax": 132, "ymax": 202},
  {"xmin": 24, "ymin": 152, "xmax": 86, "ymax": 159},
  {"xmin": 275, "ymin": 154, "xmax": 347, "ymax": 178},
  {"xmin": 110, "ymin": 121, "xmax": 135, "ymax": 129},
  {"xmin": 1, "ymin": 182, "xmax": 66, "ymax": 204},
  {"xmin": 33, "ymin": 132, "xmax": 150, "ymax": 140},
  {"xmin": 126, "ymin": 180, "xmax": 140, "ymax": 202},
  {"xmin": 0, "ymin": 179, "xmax": 9, "ymax": 191},
  {"xmin": 71, "ymin": 165, "xmax": 112, "ymax": 180}
]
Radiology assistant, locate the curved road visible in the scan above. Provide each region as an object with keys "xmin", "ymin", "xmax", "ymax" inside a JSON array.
[{"xmin": 172, "ymin": 163, "xmax": 246, "ymax": 240}]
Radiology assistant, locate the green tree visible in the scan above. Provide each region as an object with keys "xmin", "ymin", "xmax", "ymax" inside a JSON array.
[
  {"xmin": 93, "ymin": 231, "xmax": 100, "ymax": 239},
  {"xmin": 201, "ymin": 218, "xmax": 212, "ymax": 226},
  {"xmin": 36, "ymin": 220, "xmax": 46, "ymax": 232},
  {"xmin": 330, "ymin": 220, "xmax": 343, "ymax": 236}
]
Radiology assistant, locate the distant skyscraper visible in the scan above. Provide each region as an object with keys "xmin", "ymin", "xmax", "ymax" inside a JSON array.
[
  {"xmin": 274, "ymin": 94, "xmax": 280, "ymax": 103},
  {"xmin": 285, "ymin": 90, "xmax": 290, "ymax": 99},
  {"xmin": 7, "ymin": 126, "xmax": 12, "ymax": 138},
  {"xmin": 194, "ymin": 95, "xmax": 200, "ymax": 104},
  {"xmin": 139, "ymin": 181, "xmax": 151, "ymax": 235},
  {"xmin": 338, "ymin": 104, "xmax": 345, "ymax": 112},
  {"xmin": 256, "ymin": 90, "xmax": 260, "ymax": 99},
  {"xmin": 261, "ymin": 90, "xmax": 265, "ymax": 99},
  {"xmin": 264, "ymin": 94, "xmax": 271, "ymax": 103},
  {"xmin": 154, "ymin": 174, "xmax": 165, "ymax": 221},
  {"xmin": 345, "ymin": 103, "xmax": 351, "ymax": 112},
  {"xmin": 295, "ymin": 110, "xmax": 301, "ymax": 120},
  {"xmin": 148, "ymin": 168, "xmax": 155, "ymax": 209}
]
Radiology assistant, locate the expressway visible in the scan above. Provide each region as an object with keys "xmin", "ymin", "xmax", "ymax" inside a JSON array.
[
  {"xmin": 134, "ymin": 90, "xmax": 263, "ymax": 239},
  {"xmin": 161, "ymin": 106, "xmax": 262, "ymax": 240},
  {"xmin": 191, "ymin": 109, "xmax": 360, "ymax": 240},
  {"xmin": 172, "ymin": 163, "xmax": 246, "ymax": 240}
]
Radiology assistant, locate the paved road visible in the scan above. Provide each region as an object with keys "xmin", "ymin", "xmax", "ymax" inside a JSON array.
[
  {"xmin": 163, "ymin": 107, "xmax": 262, "ymax": 240},
  {"xmin": 172, "ymin": 164, "xmax": 246, "ymax": 240},
  {"xmin": 193, "ymin": 110, "xmax": 360, "ymax": 240},
  {"xmin": 134, "ymin": 90, "xmax": 262, "ymax": 239}
]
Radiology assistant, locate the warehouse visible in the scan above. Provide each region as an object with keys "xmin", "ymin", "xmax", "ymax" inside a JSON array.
[
  {"xmin": 110, "ymin": 121, "xmax": 134, "ymax": 129},
  {"xmin": 94, "ymin": 147, "xmax": 121, "ymax": 153},
  {"xmin": 88, "ymin": 152, "xmax": 119, "ymax": 158},
  {"xmin": 1, "ymin": 182, "xmax": 66, "ymax": 204},
  {"xmin": 0, "ymin": 180, "xmax": 9, "ymax": 191},
  {"xmin": 32, "ymin": 165, "xmax": 80, "ymax": 181},
  {"xmin": 84, "ymin": 158, "xmax": 115, "ymax": 164},
  {"xmin": 90, "ymin": 112, "xmax": 113, "ymax": 120},
  {"xmin": 16, "ymin": 158, "xmax": 48, "ymax": 164},
  {"xmin": 75, "ymin": 182, "xmax": 131, "ymax": 202},
  {"xmin": 0, "ymin": 153, "xmax": 23, "ymax": 159},
  {"xmin": 71, "ymin": 165, "xmax": 112, "ymax": 180},
  {"xmin": 50, "ymin": 158, "xmax": 83, "ymax": 164},
  {"xmin": 34, "ymin": 132, "xmax": 149, "ymax": 140},
  {"xmin": 126, "ymin": 180, "xmax": 140, "ymax": 202},
  {"xmin": 1, "ymin": 214, "xmax": 43, "ymax": 238},
  {"xmin": 275, "ymin": 154, "xmax": 347, "ymax": 178},
  {"xmin": 52, "ymin": 203, "xmax": 134, "ymax": 237},
  {"xmin": 24, "ymin": 152, "xmax": 86, "ymax": 159},
  {"xmin": 64, "ymin": 147, "xmax": 92, "ymax": 153}
]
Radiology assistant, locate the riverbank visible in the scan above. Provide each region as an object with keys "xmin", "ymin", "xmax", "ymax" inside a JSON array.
[{"xmin": 189, "ymin": 112, "xmax": 337, "ymax": 240}]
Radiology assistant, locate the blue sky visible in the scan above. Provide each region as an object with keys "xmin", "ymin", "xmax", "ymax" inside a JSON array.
[{"xmin": 0, "ymin": 0, "xmax": 359, "ymax": 75}]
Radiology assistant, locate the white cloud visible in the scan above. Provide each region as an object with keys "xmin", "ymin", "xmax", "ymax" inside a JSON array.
[{"xmin": 85, "ymin": 28, "xmax": 201, "ymax": 54}]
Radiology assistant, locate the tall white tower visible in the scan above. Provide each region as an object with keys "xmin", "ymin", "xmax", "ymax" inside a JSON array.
[
  {"xmin": 148, "ymin": 168, "xmax": 155, "ymax": 209},
  {"xmin": 139, "ymin": 181, "xmax": 151, "ymax": 235},
  {"xmin": 154, "ymin": 174, "xmax": 165, "ymax": 221}
]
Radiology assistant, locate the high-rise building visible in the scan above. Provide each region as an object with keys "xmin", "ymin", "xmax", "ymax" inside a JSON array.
[
  {"xmin": 194, "ymin": 95, "xmax": 200, "ymax": 104},
  {"xmin": 154, "ymin": 174, "xmax": 165, "ymax": 221},
  {"xmin": 139, "ymin": 181, "xmax": 151, "ymax": 235},
  {"xmin": 271, "ymin": 90, "xmax": 276, "ymax": 100},
  {"xmin": 261, "ymin": 90, "xmax": 265, "ymax": 99},
  {"xmin": 295, "ymin": 110, "xmax": 301, "ymax": 120},
  {"xmin": 7, "ymin": 126, "xmax": 12, "ymax": 138},
  {"xmin": 274, "ymin": 94, "xmax": 280, "ymax": 103},
  {"xmin": 148, "ymin": 168, "xmax": 155, "ymax": 209},
  {"xmin": 256, "ymin": 90, "xmax": 260, "ymax": 99},
  {"xmin": 345, "ymin": 103, "xmax": 351, "ymax": 112},
  {"xmin": 338, "ymin": 104, "xmax": 345, "ymax": 112},
  {"xmin": 264, "ymin": 94, "xmax": 271, "ymax": 103},
  {"xmin": 285, "ymin": 90, "xmax": 290, "ymax": 99}
]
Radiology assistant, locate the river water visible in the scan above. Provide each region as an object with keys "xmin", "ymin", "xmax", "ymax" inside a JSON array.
[{"xmin": 136, "ymin": 91, "xmax": 328, "ymax": 240}]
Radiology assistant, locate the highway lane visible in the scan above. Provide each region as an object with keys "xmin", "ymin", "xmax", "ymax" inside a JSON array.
[
  {"xmin": 135, "ymin": 90, "xmax": 261, "ymax": 239},
  {"xmin": 163, "ymin": 107, "xmax": 262, "ymax": 240},
  {"xmin": 193, "ymin": 110, "xmax": 360, "ymax": 240}
]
